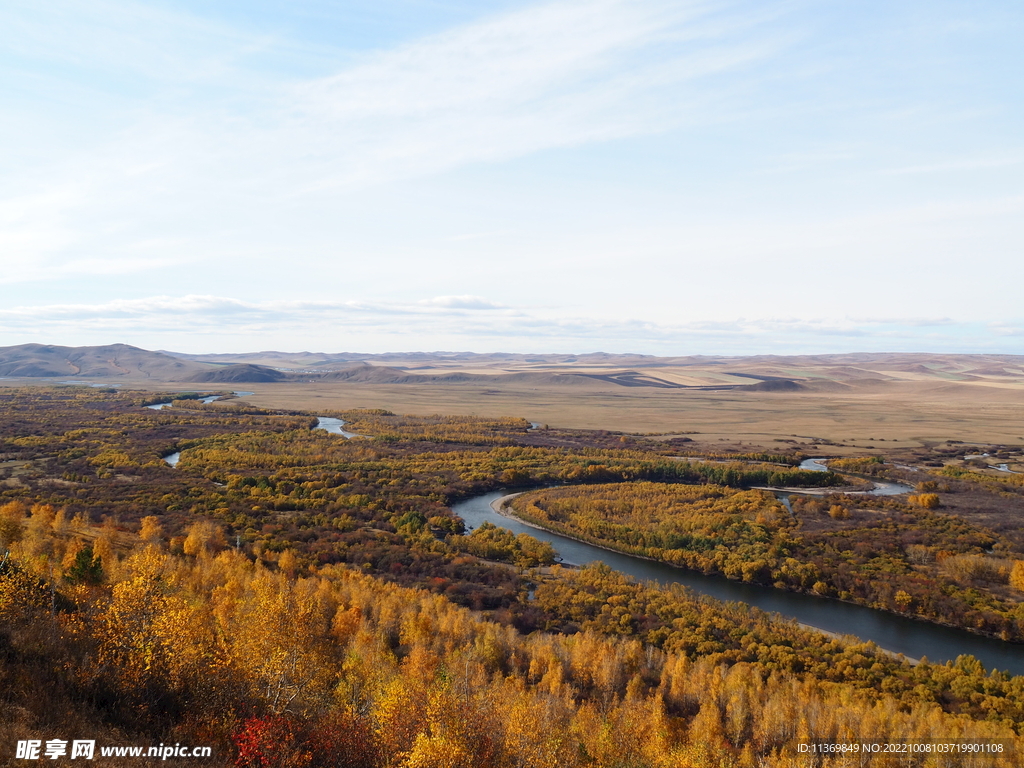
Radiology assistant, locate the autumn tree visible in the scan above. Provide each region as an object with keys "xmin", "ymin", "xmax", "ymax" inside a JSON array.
[{"xmin": 1011, "ymin": 560, "xmax": 1024, "ymax": 592}]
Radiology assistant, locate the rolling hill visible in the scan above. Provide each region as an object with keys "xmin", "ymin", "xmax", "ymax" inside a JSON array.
[{"xmin": 0, "ymin": 343, "xmax": 204, "ymax": 380}]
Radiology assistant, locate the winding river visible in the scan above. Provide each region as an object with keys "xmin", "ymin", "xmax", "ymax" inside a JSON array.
[
  {"xmin": 314, "ymin": 417, "xmax": 360, "ymax": 439},
  {"xmin": 452, "ymin": 490, "xmax": 1024, "ymax": 676},
  {"xmin": 155, "ymin": 393, "xmax": 255, "ymax": 464},
  {"xmin": 147, "ymin": 394, "xmax": 222, "ymax": 411},
  {"xmin": 795, "ymin": 457, "xmax": 914, "ymax": 496},
  {"xmin": 156, "ymin": 421, "xmax": 1020, "ymax": 674},
  {"xmin": 163, "ymin": 413, "xmax": 359, "ymax": 466}
]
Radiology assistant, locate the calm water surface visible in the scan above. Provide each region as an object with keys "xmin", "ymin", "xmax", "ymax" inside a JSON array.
[
  {"xmin": 452, "ymin": 490, "xmax": 1024, "ymax": 675},
  {"xmin": 315, "ymin": 417, "xmax": 360, "ymax": 439},
  {"xmin": 146, "ymin": 394, "xmax": 222, "ymax": 410},
  {"xmin": 797, "ymin": 457, "xmax": 914, "ymax": 496}
]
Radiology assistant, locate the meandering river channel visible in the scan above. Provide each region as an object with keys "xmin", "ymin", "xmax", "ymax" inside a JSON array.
[
  {"xmin": 452, "ymin": 490, "xmax": 1024, "ymax": 676},
  {"xmin": 162, "ymin": 418, "xmax": 1021, "ymax": 674},
  {"xmin": 314, "ymin": 417, "xmax": 360, "ymax": 439}
]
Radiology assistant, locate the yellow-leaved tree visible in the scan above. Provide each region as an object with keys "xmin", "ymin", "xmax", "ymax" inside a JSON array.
[{"xmin": 1011, "ymin": 560, "xmax": 1024, "ymax": 592}]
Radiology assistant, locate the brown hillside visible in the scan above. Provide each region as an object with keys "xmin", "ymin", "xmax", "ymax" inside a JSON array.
[{"xmin": 0, "ymin": 343, "xmax": 207, "ymax": 380}]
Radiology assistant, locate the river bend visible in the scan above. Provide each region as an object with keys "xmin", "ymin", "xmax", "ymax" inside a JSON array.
[{"xmin": 452, "ymin": 490, "xmax": 1024, "ymax": 676}]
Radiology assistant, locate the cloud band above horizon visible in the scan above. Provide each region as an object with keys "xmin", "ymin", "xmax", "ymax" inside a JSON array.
[{"xmin": 0, "ymin": 294, "xmax": 1019, "ymax": 356}]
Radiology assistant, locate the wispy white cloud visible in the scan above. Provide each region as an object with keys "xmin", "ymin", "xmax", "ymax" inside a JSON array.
[
  {"xmin": 0, "ymin": 294, "xmax": 515, "ymax": 324},
  {"xmin": 0, "ymin": 0, "xmax": 796, "ymax": 277},
  {"xmin": 423, "ymin": 296, "xmax": 506, "ymax": 310},
  {"xmin": 282, "ymin": 0, "xmax": 792, "ymax": 187},
  {"xmin": 1, "ymin": 295, "xmax": 1019, "ymax": 355},
  {"xmin": 989, "ymin": 322, "xmax": 1024, "ymax": 337},
  {"xmin": 881, "ymin": 154, "xmax": 1024, "ymax": 176}
]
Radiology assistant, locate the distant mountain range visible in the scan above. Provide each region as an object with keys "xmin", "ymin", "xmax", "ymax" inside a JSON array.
[
  {"xmin": 0, "ymin": 343, "xmax": 1022, "ymax": 389},
  {"xmin": 0, "ymin": 343, "xmax": 285, "ymax": 383},
  {"xmin": 0, "ymin": 343, "xmax": 201, "ymax": 380}
]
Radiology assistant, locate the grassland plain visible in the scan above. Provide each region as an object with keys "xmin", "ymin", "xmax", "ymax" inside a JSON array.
[{"xmin": 199, "ymin": 377, "xmax": 1024, "ymax": 451}]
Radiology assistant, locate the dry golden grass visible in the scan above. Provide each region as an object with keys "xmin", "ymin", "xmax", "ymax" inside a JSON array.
[{"xmin": 211, "ymin": 376, "xmax": 1024, "ymax": 451}]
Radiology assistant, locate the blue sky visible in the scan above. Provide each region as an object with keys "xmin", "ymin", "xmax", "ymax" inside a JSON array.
[{"xmin": 1, "ymin": 0, "xmax": 1022, "ymax": 354}]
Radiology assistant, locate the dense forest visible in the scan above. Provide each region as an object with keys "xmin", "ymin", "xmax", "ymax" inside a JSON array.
[
  {"xmin": 1, "ymin": 388, "xmax": 1022, "ymax": 766},
  {"xmin": 509, "ymin": 482, "xmax": 1024, "ymax": 641}
]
